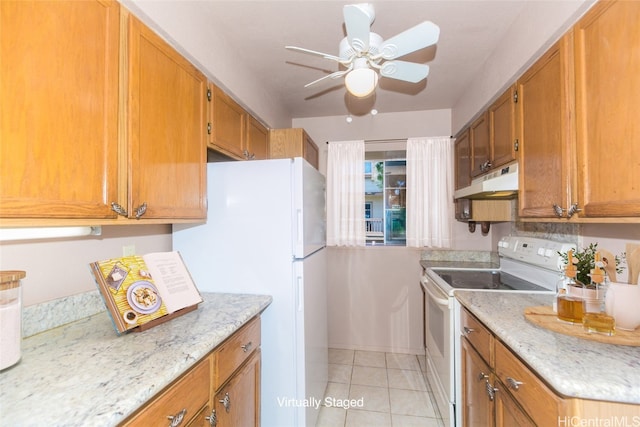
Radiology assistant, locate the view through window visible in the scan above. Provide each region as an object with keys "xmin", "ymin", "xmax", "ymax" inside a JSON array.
[{"xmin": 364, "ymin": 151, "xmax": 406, "ymax": 246}]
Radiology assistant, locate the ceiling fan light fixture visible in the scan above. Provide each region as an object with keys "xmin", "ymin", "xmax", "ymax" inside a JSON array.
[{"xmin": 345, "ymin": 67, "xmax": 378, "ymax": 98}]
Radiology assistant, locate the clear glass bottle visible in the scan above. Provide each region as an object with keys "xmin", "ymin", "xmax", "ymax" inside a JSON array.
[
  {"xmin": 556, "ymin": 268, "xmax": 585, "ymax": 323},
  {"xmin": 582, "ymin": 255, "xmax": 615, "ymax": 335}
]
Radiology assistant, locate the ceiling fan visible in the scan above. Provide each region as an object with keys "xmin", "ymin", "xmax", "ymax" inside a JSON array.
[{"xmin": 286, "ymin": 3, "xmax": 440, "ymax": 98}]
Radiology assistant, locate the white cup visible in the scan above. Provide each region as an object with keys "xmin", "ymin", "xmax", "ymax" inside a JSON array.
[{"xmin": 605, "ymin": 282, "xmax": 640, "ymax": 331}]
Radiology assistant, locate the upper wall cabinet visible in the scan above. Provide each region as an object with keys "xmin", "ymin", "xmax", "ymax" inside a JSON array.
[
  {"xmin": 246, "ymin": 116, "xmax": 269, "ymax": 160},
  {"xmin": 207, "ymin": 84, "xmax": 268, "ymax": 161},
  {"xmin": 574, "ymin": 0, "xmax": 640, "ymax": 218},
  {"xmin": 517, "ymin": 34, "xmax": 575, "ymax": 219},
  {"xmin": 489, "ymin": 85, "xmax": 517, "ymax": 169},
  {"xmin": 208, "ymin": 83, "xmax": 246, "ymax": 159},
  {"xmin": 470, "ymin": 112, "xmax": 490, "ymax": 178},
  {"xmin": 269, "ymin": 128, "xmax": 320, "ymax": 170},
  {"xmin": 126, "ymin": 14, "xmax": 207, "ymax": 220},
  {"xmin": 0, "ymin": 0, "xmax": 120, "ymax": 219}
]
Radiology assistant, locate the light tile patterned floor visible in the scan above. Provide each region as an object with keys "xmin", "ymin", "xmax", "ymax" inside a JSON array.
[{"xmin": 316, "ymin": 349, "xmax": 445, "ymax": 427}]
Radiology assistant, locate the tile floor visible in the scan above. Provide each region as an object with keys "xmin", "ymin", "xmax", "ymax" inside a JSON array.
[{"xmin": 316, "ymin": 348, "xmax": 445, "ymax": 427}]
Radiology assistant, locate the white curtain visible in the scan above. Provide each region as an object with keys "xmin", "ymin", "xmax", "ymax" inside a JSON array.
[
  {"xmin": 406, "ymin": 136, "xmax": 454, "ymax": 248},
  {"xmin": 326, "ymin": 140, "xmax": 366, "ymax": 246}
]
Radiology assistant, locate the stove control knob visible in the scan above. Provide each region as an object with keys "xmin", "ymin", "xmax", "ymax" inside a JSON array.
[
  {"xmin": 537, "ymin": 248, "xmax": 545, "ymax": 256},
  {"xmin": 544, "ymin": 249, "xmax": 554, "ymax": 257}
]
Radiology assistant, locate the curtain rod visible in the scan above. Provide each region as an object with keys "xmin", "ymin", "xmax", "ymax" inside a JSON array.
[
  {"xmin": 325, "ymin": 137, "xmax": 453, "ymax": 144},
  {"xmin": 325, "ymin": 138, "xmax": 407, "ymax": 144}
]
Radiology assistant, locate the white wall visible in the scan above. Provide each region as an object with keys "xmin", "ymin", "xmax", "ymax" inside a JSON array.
[{"xmin": 0, "ymin": 225, "xmax": 171, "ymax": 307}]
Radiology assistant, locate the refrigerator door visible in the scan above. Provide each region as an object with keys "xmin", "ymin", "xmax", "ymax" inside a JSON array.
[
  {"xmin": 294, "ymin": 249, "xmax": 328, "ymax": 427},
  {"xmin": 293, "ymin": 158, "xmax": 326, "ymax": 259}
]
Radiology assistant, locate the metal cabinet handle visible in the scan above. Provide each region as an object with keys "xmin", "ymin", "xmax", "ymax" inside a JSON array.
[
  {"xmin": 205, "ymin": 409, "xmax": 217, "ymax": 427},
  {"xmin": 566, "ymin": 203, "xmax": 582, "ymax": 219},
  {"xmin": 506, "ymin": 376, "xmax": 523, "ymax": 391},
  {"xmin": 553, "ymin": 204, "xmax": 565, "ymax": 218},
  {"xmin": 462, "ymin": 326, "xmax": 475, "ymax": 336},
  {"xmin": 219, "ymin": 392, "xmax": 231, "ymax": 413},
  {"xmin": 167, "ymin": 408, "xmax": 187, "ymax": 427},
  {"xmin": 485, "ymin": 380, "xmax": 498, "ymax": 401},
  {"xmin": 134, "ymin": 202, "xmax": 147, "ymax": 219},
  {"xmin": 111, "ymin": 202, "xmax": 128, "ymax": 217},
  {"xmin": 477, "ymin": 372, "xmax": 489, "ymax": 381},
  {"xmin": 241, "ymin": 341, "xmax": 252, "ymax": 353}
]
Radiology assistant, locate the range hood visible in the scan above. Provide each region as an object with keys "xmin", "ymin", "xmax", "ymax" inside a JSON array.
[{"xmin": 454, "ymin": 163, "xmax": 518, "ymax": 199}]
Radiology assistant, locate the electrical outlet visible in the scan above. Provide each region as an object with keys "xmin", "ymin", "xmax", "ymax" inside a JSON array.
[{"xmin": 122, "ymin": 244, "xmax": 136, "ymax": 257}]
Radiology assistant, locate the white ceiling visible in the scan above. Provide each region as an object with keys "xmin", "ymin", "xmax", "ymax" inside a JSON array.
[{"xmin": 193, "ymin": 1, "xmax": 530, "ymax": 119}]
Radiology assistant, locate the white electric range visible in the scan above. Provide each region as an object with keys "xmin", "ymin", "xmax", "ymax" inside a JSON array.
[{"xmin": 420, "ymin": 236, "xmax": 575, "ymax": 427}]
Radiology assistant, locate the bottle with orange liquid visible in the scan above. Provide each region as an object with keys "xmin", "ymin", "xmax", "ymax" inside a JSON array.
[{"xmin": 556, "ymin": 249, "xmax": 586, "ymax": 323}]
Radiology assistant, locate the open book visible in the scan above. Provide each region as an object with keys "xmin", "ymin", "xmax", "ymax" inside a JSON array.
[{"xmin": 90, "ymin": 252, "xmax": 202, "ymax": 334}]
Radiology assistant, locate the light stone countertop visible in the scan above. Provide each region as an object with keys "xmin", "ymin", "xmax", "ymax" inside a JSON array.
[
  {"xmin": 455, "ymin": 291, "xmax": 640, "ymax": 405},
  {"xmin": 0, "ymin": 292, "xmax": 272, "ymax": 426}
]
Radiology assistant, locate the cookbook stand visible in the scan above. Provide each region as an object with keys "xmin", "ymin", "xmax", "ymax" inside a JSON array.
[{"xmin": 135, "ymin": 304, "xmax": 198, "ymax": 332}]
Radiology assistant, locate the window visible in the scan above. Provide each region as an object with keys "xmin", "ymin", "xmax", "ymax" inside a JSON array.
[{"xmin": 364, "ymin": 152, "xmax": 406, "ymax": 246}]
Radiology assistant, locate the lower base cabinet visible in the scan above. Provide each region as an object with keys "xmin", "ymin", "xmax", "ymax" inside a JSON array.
[
  {"xmin": 121, "ymin": 316, "xmax": 261, "ymax": 427},
  {"xmin": 460, "ymin": 307, "xmax": 639, "ymax": 426}
]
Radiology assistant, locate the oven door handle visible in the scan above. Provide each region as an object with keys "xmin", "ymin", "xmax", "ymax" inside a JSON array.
[{"xmin": 421, "ymin": 276, "xmax": 450, "ymax": 307}]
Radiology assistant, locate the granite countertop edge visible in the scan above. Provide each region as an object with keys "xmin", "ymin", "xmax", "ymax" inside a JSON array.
[
  {"xmin": 0, "ymin": 292, "xmax": 272, "ymax": 426},
  {"xmin": 455, "ymin": 291, "xmax": 640, "ymax": 405}
]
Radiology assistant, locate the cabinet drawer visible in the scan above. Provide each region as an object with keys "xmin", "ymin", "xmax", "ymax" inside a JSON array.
[
  {"xmin": 494, "ymin": 340, "xmax": 564, "ymax": 427},
  {"xmin": 123, "ymin": 356, "xmax": 211, "ymax": 426},
  {"xmin": 460, "ymin": 308, "xmax": 492, "ymax": 364},
  {"xmin": 215, "ymin": 316, "xmax": 261, "ymax": 388}
]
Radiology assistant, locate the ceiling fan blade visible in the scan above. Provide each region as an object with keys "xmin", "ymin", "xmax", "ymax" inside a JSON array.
[
  {"xmin": 378, "ymin": 21, "xmax": 440, "ymax": 60},
  {"xmin": 285, "ymin": 45, "xmax": 349, "ymax": 64},
  {"xmin": 343, "ymin": 4, "xmax": 374, "ymax": 53},
  {"xmin": 380, "ymin": 61, "xmax": 430, "ymax": 83},
  {"xmin": 304, "ymin": 67, "xmax": 352, "ymax": 88}
]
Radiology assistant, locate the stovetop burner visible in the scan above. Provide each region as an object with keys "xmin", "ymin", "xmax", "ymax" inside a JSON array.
[{"xmin": 434, "ymin": 270, "xmax": 549, "ymax": 291}]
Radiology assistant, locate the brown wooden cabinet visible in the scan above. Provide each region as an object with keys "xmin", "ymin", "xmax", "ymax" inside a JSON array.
[
  {"xmin": 470, "ymin": 112, "xmax": 490, "ymax": 178},
  {"xmin": 246, "ymin": 116, "xmax": 269, "ymax": 160},
  {"xmin": 122, "ymin": 356, "xmax": 211, "ymax": 426},
  {"xmin": 208, "ymin": 84, "xmax": 247, "ymax": 159},
  {"xmin": 460, "ymin": 306, "xmax": 639, "ymax": 427},
  {"xmin": 517, "ymin": 34, "xmax": 575, "ymax": 219},
  {"xmin": 122, "ymin": 316, "xmax": 261, "ymax": 427},
  {"xmin": 0, "ymin": 0, "xmax": 120, "ymax": 219},
  {"xmin": 214, "ymin": 350, "xmax": 261, "ymax": 427},
  {"xmin": 0, "ymin": 2, "xmax": 207, "ymax": 223},
  {"xmin": 489, "ymin": 85, "xmax": 517, "ymax": 169},
  {"xmin": 461, "ymin": 338, "xmax": 494, "ymax": 427},
  {"xmin": 574, "ymin": 0, "xmax": 640, "ymax": 218},
  {"xmin": 269, "ymin": 128, "xmax": 320, "ymax": 169},
  {"xmin": 127, "ymin": 14, "xmax": 207, "ymax": 220},
  {"xmin": 207, "ymin": 84, "xmax": 269, "ymax": 161}
]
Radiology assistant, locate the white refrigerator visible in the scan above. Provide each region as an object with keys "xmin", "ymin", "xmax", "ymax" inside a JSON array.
[{"xmin": 173, "ymin": 158, "xmax": 328, "ymax": 427}]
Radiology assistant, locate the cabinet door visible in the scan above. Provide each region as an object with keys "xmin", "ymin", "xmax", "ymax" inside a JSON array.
[
  {"xmin": 0, "ymin": 0, "xmax": 119, "ymax": 219},
  {"xmin": 302, "ymin": 131, "xmax": 319, "ymax": 169},
  {"xmin": 574, "ymin": 0, "xmax": 640, "ymax": 217},
  {"xmin": 455, "ymin": 129, "xmax": 472, "ymax": 190},
  {"xmin": 209, "ymin": 84, "xmax": 246, "ymax": 159},
  {"xmin": 246, "ymin": 116, "xmax": 269, "ymax": 160},
  {"xmin": 517, "ymin": 35, "xmax": 574, "ymax": 218},
  {"xmin": 461, "ymin": 338, "xmax": 494, "ymax": 427},
  {"xmin": 128, "ymin": 15, "xmax": 207, "ymax": 220},
  {"xmin": 470, "ymin": 112, "xmax": 490, "ymax": 178},
  {"xmin": 494, "ymin": 380, "xmax": 536, "ymax": 427},
  {"xmin": 214, "ymin": 350, "xmax": 260, "ymax": 427},
  {"xmin": 489, "ymin": 85, "xmax": 517, "ymax": 169}
]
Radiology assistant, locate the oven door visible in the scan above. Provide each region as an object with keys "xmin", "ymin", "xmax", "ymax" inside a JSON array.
[{"xmin": 421, "ymin": 274, "xmax": 454, "ymax": 426}]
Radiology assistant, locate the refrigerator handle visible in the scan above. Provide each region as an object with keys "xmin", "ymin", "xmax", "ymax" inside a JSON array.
[
  {"xmin": 296, "ymin": 208, "xmax": 303, "ymax": 247},
  {"xmin": 297, "ymin": 276, "xmax": 304, "ymax": 312}
]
